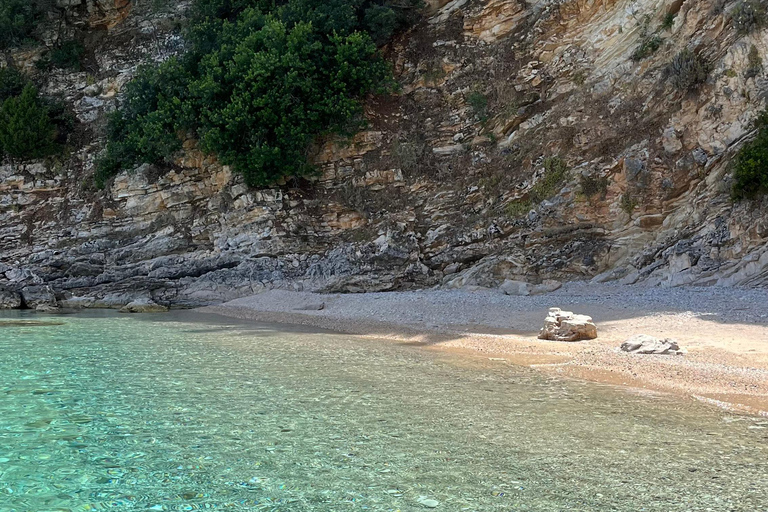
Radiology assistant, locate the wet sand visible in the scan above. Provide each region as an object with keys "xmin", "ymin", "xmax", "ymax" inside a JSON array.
[{"xmin": 198, "ymin": 284, "xmax": 768, "ymax": 416}]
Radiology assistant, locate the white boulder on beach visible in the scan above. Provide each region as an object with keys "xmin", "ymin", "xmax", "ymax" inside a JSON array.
[
  {"xmin": 621, "ymin": 335, "xmax": 685, "ymax": 355},
  {"xmin": 538, "ymin": 307, "xmax": 598, "ymax": 342}
]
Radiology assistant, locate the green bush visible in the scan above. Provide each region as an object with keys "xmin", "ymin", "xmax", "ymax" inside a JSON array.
[
  {"xmin": 0, "ymin": 67, "xmax": 28, "ymax": 101},
  {"xmin": 632, "ymin": 36, "xmax": 663, "ymax": 61},
  {"xmin": 50, "ymin": 40, "xmax": 86, "ymax": 70},
  {"xmin": 0, "ymin": 84, "xmax": 60, "ymax": 161},
  {"xmin": 0, "ymin": 0, "xmax": 39, "ymax": 49},
  {"xmin": 732, "ymin": 111, "xmax": 768, "ymax": 200},
  {"xmin": 99, "ymin": 0, "xmax": 420, "ymax": 187},
  {"xmin": 745, "ymin": 44, "xmax": 763, "ymax": 78},
  {"xmin": 731, "ymin": 0, "xmax": 766, "ymax": 34},
  {"xmin": 580, "ymin": 174, "xmax": 609, "ymax": 199},
  {"xmin": 661, "ymin": 12, "xmax": 676, "ymax": 30},
  {"xmin": 467, "ymin": 90, "xmax": 488, "ymax": 119},
  {"xmin": 666, "ymin": 49, "xmax": 709, "ymax": 91}
]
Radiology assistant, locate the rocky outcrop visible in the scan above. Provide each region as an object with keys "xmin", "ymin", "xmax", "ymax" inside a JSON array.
[
  {"xmin": 119, "ymin": 298, "xmax": 169, "ymax": 313},
  {"xmin": 0, "ymin": 289, "xmax": 23, "ymax": 309},
  {"xmin": 1, "ymin": 0, "xmax": 767, "ymax": 309},
  {"xmin": 621, "ymin": 334, "xmax": 685, "ymax": 355},
  {"xmin": 20, "ymin": 285, "xmax": 59, "ymax": 310},
  {"xmin": 538, "ymin": 307, "xmax": 598, "ymax": 341}
]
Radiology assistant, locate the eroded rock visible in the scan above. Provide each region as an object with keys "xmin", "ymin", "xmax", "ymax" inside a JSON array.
[
  {"xmin": 21, "ymin": 285, "xmax": 58, "ymax": 310},
  {"xmin": 538, "ymin": 307, "xmax": 597, "ymax": 342},
  {"xmin": 0, "ymin": 289, "xmax": 22, "ymax": 309},
  {"xmin": 119, "ymin": 299, "xmax": 169, "ymax": 313},
  {"xmin": 621, "ymin": 335, "xmax": 685, "ymax": 355}
]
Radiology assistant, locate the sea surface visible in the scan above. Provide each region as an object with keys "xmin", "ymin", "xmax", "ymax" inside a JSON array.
[{"xmin": 0, "ymin": 310, "xmax": 767, "ymax": 511}]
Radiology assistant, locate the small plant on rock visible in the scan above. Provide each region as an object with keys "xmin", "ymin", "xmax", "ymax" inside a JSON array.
[
  {"xmin": 731, "ymin": 0, "xmax": 767, "ymax": 34},
  {"xmin": 620, "ymin": 191, "xmax": 638, "ymax": 215},
  {"xmin": 745, "ymin": 44, "xmax": 763, "ymax": 79},
  {"xmin": 661, "ymin": 12, "xmax": 676, "ymax": 30},
  {"xmin": 580, "ymin": 174, "xmax": 609, "ymax": 200},
  {"xmin": 666, "ymin": 49, "xmax": 710, "ymax": 91},
  {"xmin": 505, "ymin": 156, "xmax": 569, "ymax": 218},
  {"xmin": 467, "ymin": 90, "xmax": 489, "ymax": 120},
  {"xmin": 632, "ymin": 35, "xmax": 663, "ymax": 61}
]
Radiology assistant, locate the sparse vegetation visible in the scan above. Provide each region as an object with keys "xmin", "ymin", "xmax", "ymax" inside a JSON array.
[
  {"xmin": 731, "ymin": 0, "xmax": 766, "ymax": 34},
  {"xmin": 505, "ymin": 156, "xmax": 569, "ymax": 218},
  {"xmin": 732, "ymin": 110, "xmax": 768, "ymax": 200},
  {"xmin": 632, "ymin": 35, "xmax": 663, "ymax": 61},
  {"xmin": 620, "ymin": 191, "xmax": 638, "ymax": 215},
  {"xmin": 423, "ymin": 60, "xmax": 446, "ymax": 85},
  {"xmin": 392, "ymin": 139, "xmax": 425, "ymax": 173},
  {"xmin": 505, "ymin": 199, "xmax": 532, "ymax": 218},
  {"xmin": 662, "ymin": 12, "xmax": 676, "ymax": 30},
  {"xmin": 580, "ymin": 174, "xmax": 609, "ymax": 200},
  {"xmin": 466, "ymin": 90, "xmax": 489, "ymax": 120},
  {"xmin": 666, "ymin": 49, "xmax": 710, "ymax": 91},
  {"xmin": 745, "ymin": 44, "xmax": 763, "ymax": 79}
]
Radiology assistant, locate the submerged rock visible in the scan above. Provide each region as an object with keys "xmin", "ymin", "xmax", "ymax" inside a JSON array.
[
  {"xmin": 538, "ymin": 307, "xmax": 597, "ymax": 342},
  {"xmin": 119, "ymin": 299, "xmax": 169, "ymax": 314},
  {"xmin": 621, "ymin": 335, "xmax": 685, "ymax": 355},
  {"xmin": 35, "ymin": 304, "xmax": 61, "ymax": 313}
]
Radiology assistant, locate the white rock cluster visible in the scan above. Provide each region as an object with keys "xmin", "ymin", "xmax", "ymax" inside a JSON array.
[
  {"xmin": 621, "ymin": 335, "xmax": 685, "ymax": 355},
  {"xmin": 538, "ymin": 307, "xmax": 598, "ymax": 342}
]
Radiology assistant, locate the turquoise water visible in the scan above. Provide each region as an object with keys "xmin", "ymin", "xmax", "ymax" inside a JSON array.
[{"xmin": 0, "ymin": 311, "xmax": 767, "ymax": 512}]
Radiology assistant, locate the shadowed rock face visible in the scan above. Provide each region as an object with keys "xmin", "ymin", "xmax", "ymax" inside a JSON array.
[{"xmin": 1, "ymin": 0, "xmax": 767, "ymax": 309}]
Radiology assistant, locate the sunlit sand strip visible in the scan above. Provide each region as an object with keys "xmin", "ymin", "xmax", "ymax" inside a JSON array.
[{"xmin": 692, "ymin": 394, "xmax": 768, "ymax": 418}]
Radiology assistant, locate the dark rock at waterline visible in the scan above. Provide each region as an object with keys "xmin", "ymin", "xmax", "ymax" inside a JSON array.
[
  {"xmin": 0, "ymin": 289, "xmax": 23, "ymax": 309},
  {"xmin": 20, "ymin": 285, "xmax": 59, "ymax": 310},
  {"xmin": 118, "ymin": 298, "xmax": 169, "ymax": 313}
]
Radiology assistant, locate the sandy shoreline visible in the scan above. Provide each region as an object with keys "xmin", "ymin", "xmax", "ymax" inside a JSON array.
[{"xmin": 198, "ymin": 284, "xmax": 768, "ymax": 416}]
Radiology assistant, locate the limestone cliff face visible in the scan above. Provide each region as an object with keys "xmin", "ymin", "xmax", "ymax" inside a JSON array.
[{"xmin": 1, "ymin": 0, "xmax": 767, "ymax": 308}]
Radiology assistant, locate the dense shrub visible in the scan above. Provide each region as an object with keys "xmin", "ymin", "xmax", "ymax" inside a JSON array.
[
  {"xmin": 731, "ymin": 0, "xmax": 766, "ymax": 34},
  {"xmin": 732, "ymin": 111, "xmax": 768, "ymax": 200},
  {"xmin": 0, "ymin": 0, "xmax": 53, "ymax": 50},
  {"xmin": 666, "ymin": 49, "xmax": 709, "ymax": 91},
  {"xmin": 0, "ymin": 68, "xmax": 68, "ymax": 163},
  {"xmin": 99, "ymin": 0, "xmax": 421, "ymax": 187},
  {"xmin": 0, "ymin": 85, "xmax": 60, "ymax": 161},
  {"xmin": 0, "ymin": 68, "xmax": 28, "ymax": 101},
  {"xmin": 50, "ymin": 40, "xmax": 86, "ymax": 70},
  {"xmin": 0, "ymin": 0, "xmax": 38, "ymax": 49}
]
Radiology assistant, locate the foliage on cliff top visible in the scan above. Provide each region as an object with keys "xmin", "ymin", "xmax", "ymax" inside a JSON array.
[
  {"xmin": 0, "ymin": 0, "xmax": 53, "ymax": 50},
  {"xmin": 97, "ymin": 0, "xmax": 422, "ymax": 188}
]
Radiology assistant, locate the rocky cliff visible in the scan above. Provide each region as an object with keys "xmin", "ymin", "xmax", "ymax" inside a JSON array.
[{"xmin": 1, "ymin": 0, "xmax": 767, "ymax": 309}]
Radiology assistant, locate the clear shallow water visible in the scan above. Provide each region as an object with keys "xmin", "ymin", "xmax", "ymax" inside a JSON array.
[{"xmin": 0, "ymin": 311, "xmax": 767, "ymax": 512}]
